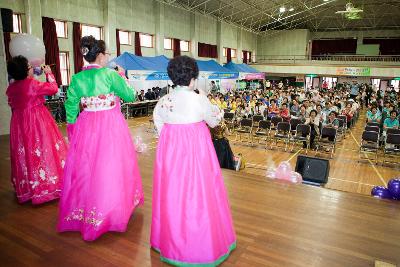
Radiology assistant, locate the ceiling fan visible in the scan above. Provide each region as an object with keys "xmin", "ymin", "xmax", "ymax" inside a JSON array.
[{"xmin": 335, "ymin": 2, "xmax": 363, "ymax": 19}]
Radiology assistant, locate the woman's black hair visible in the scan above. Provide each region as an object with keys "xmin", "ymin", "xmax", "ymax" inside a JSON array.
[
  {"xmin": 167, "ymin": 56, "xmax": 199, "ymax": 86},
  {"xmin": 310, "ymin": 109, "xmax": 317, "ymax": 116},
  {"xmin": 80, "ymin": 35, "xmax": 106, "ymax": 63},
  {"xmin": 7, "ymin": 55, "xmax": 29, "ymax": 80}
]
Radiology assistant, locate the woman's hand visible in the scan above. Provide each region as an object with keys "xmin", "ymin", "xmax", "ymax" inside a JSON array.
[{"xmin": 42, "ymin": 65, "xmax": 52, "ymax": 74}]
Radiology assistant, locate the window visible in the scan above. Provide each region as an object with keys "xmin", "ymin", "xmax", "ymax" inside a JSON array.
[
  {"xmin": 223, "ymin": 47, "xmax": 236, "ymax": 58},
  {"xmin": 54, "ymin": 20, "xmax": 67, "ymax": 38},
  {"xmin": 164, "ymin": 38, "xmax": 172, "ymax": 50},
  {"xmin": 231, "ymin": 48, "xmax": 236, "ymax": 58},
  {"xmin": 12, "ymin": 14, "xmax": 22, "ymax": 33},
  {"xmin": 59, "ymin": 52, "xmax": 70, "ymax": 85},
  {"xmin": 119, "ymin": 30, "xmax": 131, "ymax": 45},
  {"xmin": 180, "ymin": 40, "xmax": 190, "ymax": 52},
  {"xmin": 139, "ymin": 33, "xmax": 153, "ymax": 48},
  {"xmin": 81, "ymin": 25, "xmax": 102, "ymax": 40}
]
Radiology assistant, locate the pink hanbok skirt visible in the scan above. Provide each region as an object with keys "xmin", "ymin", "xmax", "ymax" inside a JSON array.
[
  {"xmin": 151, "ymin": 121, "xmax": 236, "ymax": 266},
  {"xmin": 57, "ymin": 104, "xmax": 143, "ymax": 241}
]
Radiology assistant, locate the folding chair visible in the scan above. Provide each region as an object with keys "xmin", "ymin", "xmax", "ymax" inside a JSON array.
[
  {"xmin": 316, "ymin": 127, "xmax": 337, "ymax": 158},
  {"xmin": 252, "ymin": 115, "xmax": 264, "ymax": 128},
  {"xmin": 235, "ymin": 118, "xmax": 253, "ymax": 144},
  {"xmin": 367, "ymin": 122, "xmax": 380, "ymax": 128},
  {"xmin": 272, "ymin": 122, "xmax": 291, "ymax": 151},
  {"xmin": 336, "ymin": 118, "xmax": 346, "ymax": 141},
  {"xmin": 365, "ymin": 125, "xmax": 380, "ymax": 134},
  {"xmin": 289, "ymin": 118, "xmax": 302, "ymax": 135},
  {"xmin": 337, "ymin": 115, "xmax": 347, "ymax": 138},
  {"xmin": 290, "ymin": 124, "xmax": 311, "ymax": 154},
  {"xmin": 387, "ymin": 128, "xmax": 400, "ymax": 135},
  {"xmin": 359, "ymin": 131, "xmax": 380, "ymax": 163},
  {"xmin": 383, "ymin": 134, "xmax": 400, "ymax": 165},
  {"xmin": 270, "ymin": 116, "xmax": 283, "ymax": 132},
  {"xmin": 254, "ymin": 120, "xmax": 271, "ymax": 145},
  {"xmin": 224, "ymin": 112, "xmax": 235, "ymax": 133}
]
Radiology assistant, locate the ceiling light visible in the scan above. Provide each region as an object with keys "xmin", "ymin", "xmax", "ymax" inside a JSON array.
[
  {"xmin": 289, "ymin": 8, "xmax": 294, "ymax": 11},
  {"xmin": 323, "ymin": 0, "xmax": 329, "ymax": 2},
  {"xmin": 279, "ymin": 7, "xmax": 286, "ymax": 13}
]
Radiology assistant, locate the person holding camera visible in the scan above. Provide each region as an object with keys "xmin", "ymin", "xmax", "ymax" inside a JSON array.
[{"xmin": 6, "ymin": 56, "xmax": 68, "ymax": 205}]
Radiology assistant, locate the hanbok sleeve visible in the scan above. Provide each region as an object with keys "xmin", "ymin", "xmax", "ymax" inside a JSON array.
[
  {"xmin": 152, "ymin": 98, "xmax": 164, "ymax": 135},
  {"xmin": 109, "ymin": 70, "xmax": 136, "ymax": 102},
  {"xmin": 64, "ymin": 76, "xmax": 80, "ymax": 124},
  {"xmin": 202, "ymin": 95, "xmax": 223, "ymax": 128},
  {"xmin": 34, "ymin": 73, "xmax": 58, "ymax": 96}
]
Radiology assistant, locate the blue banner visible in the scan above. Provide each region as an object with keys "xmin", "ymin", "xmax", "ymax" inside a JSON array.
[
  {"xmin": 208, "ymin": 72, "xmax": 239, "ymax": 79},
  {"xmin": 146, "ymin": 72, "xmax": 170, "ymax": 80}
]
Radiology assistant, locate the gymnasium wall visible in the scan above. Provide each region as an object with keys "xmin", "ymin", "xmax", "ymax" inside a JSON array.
[{"xmin": 257, "ymin": 29, "xmax": 310, "ymax": 57}]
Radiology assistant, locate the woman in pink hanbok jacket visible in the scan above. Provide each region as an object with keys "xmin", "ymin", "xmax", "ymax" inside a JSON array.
[{"xmin": 6, "ymin": 56, "xmax": 68, "ymax": 204}]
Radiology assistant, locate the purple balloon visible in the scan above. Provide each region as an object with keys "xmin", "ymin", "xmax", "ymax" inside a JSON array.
[
  {"xmin": 388, "ymin": 179, "xmax": 400, "ymax": 200},
  {"xmin": 371, "ymin": 186, "xmax": 393, "ymax": 199}
]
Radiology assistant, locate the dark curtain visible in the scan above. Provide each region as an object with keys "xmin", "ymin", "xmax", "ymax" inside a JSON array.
[
  {"xmin": 363, "ymin": 39, "xmax": 400, "ymax": 55},
  {"xmin": 210, "ymin": 44, "xmax": 218, "ymax": 58},
  {"xmin": 116, "ymin": 29, "xmax": 121, "ymax": 56},
  {"xmin": 311, "ymin": 39, "xmax": 357, "ymax": 55},
  {"xmin": 73, "ymin": 22, "xmax": 83, "ymax": 73},
  {"xmin": 173, "ymin": 38, "xmax": 180, "ymax": 57},
  {"xmin": 249, "ymin": 51, "xmax": 252, "ymax": 63},
  {"xmin": 198, "ymin": 42, "xmax": 218, "ymax": 58},
  {"xmin": 134, "ymin": 32, "xmax": 142, "ymax": 56},
  {"xmin": 242, "ymin": 50, "xmax": 248, "ymax": 64},
  {"xmin": 3, "ymin": 32, "xmax": 11, "ymax": 62},
  {"xmin": 227, "ymin": 47, "xmax": 232, "ymax": 63},
  {"xmin": 42, "ymin": 17, "xmax": 62, "ymax": 85}
]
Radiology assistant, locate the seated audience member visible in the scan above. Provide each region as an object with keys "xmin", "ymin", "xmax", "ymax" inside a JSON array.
[
  {"xmin": 319, "ymin": 111, "xmax": 339, "ymax": 150},
  {"xmin": 268, "ymin": 99, "xmax": 280, "ymax": 118},
  {"xmin": 383, "ymin": 110, "xmax": 399, "ymax": 131},
  {"xmin": 366, "ymin": 106, "xmax": 382, "ymax": 124},
  {"xmin": 219, "ymin": 96, "xmax": 227, "ymax": 110},
  {"xmin": 209, "ymin": 121, "xmax": 235, "ymax": 170},
  {"xmin": 145, "ymin": 88, "xmax": 155, "ymax": 100},
  {"xmin": 341, "ymin": 103, "xmax": 354, "ymax": 128},
  {"xmin": 316, "ymin": 105, "xmax": 325, "ymax": 124},
  {"xmin": 290, "ymin": 99, "xmax": 300, "ymax": 115},
  {"xmin": 295, "ymin": 105, "xmax": 307, "ymax": 123},
  {"xmin": 305, "ymin": 110, "xmax": 320, "ymax": 149},
  {"xmin": 138, "ymin": 90, "xmax": 145, "ymax": 101},
  {"xmin": 323, "ymin": 111, "xmax": 339, "ymax": 129},
  {"xmin": 280, "ymin": 103, "xmax": 290, "ymax": 122}
]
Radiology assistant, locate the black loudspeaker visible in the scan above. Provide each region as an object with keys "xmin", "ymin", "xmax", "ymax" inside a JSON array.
[
  {"xmin": 1, "ymin": 8, "xmax": 13, "ymax": 33},
  {"xmin": 295, "ymin": 155, "xmax": 330, "ymax": 185}
]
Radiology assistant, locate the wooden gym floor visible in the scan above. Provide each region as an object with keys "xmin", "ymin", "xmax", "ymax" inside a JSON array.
[{"xmin": 0, "ymin": 112, "xmax": 399, "ymax": 266}]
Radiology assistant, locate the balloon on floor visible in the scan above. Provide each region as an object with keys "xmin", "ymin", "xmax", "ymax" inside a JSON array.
[
  {"xmin": 134, "ymin": 136, "xmax": 148, "ymax": 153},
  {"xmin": 9, "ymin": 33, "xmax": 45, "ymax": 67},
  {"xmin": 266, "ymin": 161, "xmax": 302, "ymax": 184},
  {"xmin": 371, "ymin": 186, "xmax": 393, "ymax": 199},
  {"xmin": 388, "ymin": 178, "xmax": 400, "ymax": 199},
  {"xmin": 371, "ymin": 178, "xmax": 400, "ymax": 200}
]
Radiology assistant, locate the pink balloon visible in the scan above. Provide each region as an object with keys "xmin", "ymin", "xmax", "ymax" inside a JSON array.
[
  {"xmin": 266, "ymin": 168, "xmax": 276, "ymax": 179},
  {"xmin": 133, "ymin": 136, "xmax": 142, "ymax": 147},
  {"xmin": 291, "ymin": 172, "xmax": 303, "ymax": 184},
  {"xmin": 275, "ymin": 161, "xmax": 292, "ymax": 181}
]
